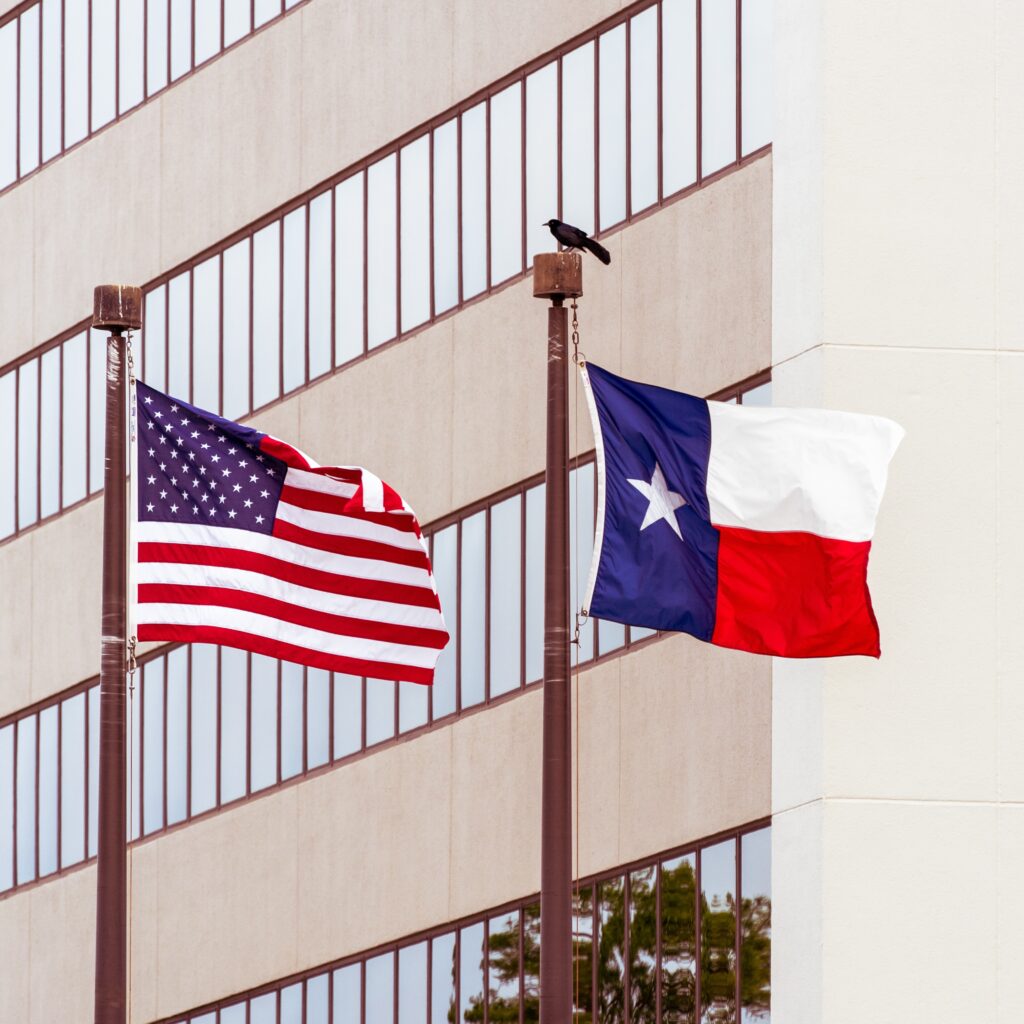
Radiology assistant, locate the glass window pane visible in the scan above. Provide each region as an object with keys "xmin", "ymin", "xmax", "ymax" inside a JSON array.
[
  {"xmin": 253, "ymin": 221, "xmax": 282, "ymax": 407},
  {"xmin": 224, "ymin": 0, "xmax": 251, "ymax": 47},
  {"xmin": 700, "ymin": 839, "xmax": 737, "ymax": 1023},
  {"xmin": 398, "ymin": 680, "xmax": 427, "ymax": 735},
  {"xmin": 598, "ymin": 617, "xmax": 625, "ymax": 656},
  {"xmin": 333, "ymin": 673, "xmax": 362, "ymax": 759},
  {"xmin": 366, "ymin": 678, "xmax": 395, "ymax": 747},
  {"xmin": 143, "ymin": 285, "xmax": 167, "ymax": 393},
  {"xmin": 283, "ymin": 207, "xmax": 307, "ymax": 393},
  {"xmin": 599, "ymin": 27, "xmax": 626, "ymax": 230},
  {"xmin": 309, "ymin": 191, "xmax": 333, "ymax": 380},
  {"xmin": 169, "ymin": 0, "xmax": 192, "ymax": 81},
  {"xmin": 118, "ymin": 0, "xmax": 145, "ymax": 114},
  {"xmin": 741, "ymin": 0, "xmax": 772, "ymax": 156},
  {"xmin": 0, "ymin": 372, "xmax": 16, "ymax": 538},
  {"xmin": 41, "ymin": 0, "xmax": 62, "ymax": 162},
  {"xmin": 662, "ymin": 854, "xmax": 698, "ymax": 1024},
  {"xmin": 525, "ymin": 63, "xmax": 558, "ymax": 267},
  {"xmin": 400, "ymin": 135, "xmax": 431, "ymax": 333},
  {"xmin": 142, "ymin": 660, "xmax": 165, "ymax": 835},
  {"xmin": 307, "ymin": 973, "xmax": 330, "ymax": 1024},
  {"xmin": 38, "ymin": 706, "xmax": 58, "ymax": 876},
  {"xmin": 460, "ymin": 922, "xmax": 485, "ymax": 1024},
  {"xmin": 573, "ymin": 890, "xmax": 593, "ymax": 1024},
  {"xmin": 0, "ymin": 725, "xmax": 13, "ymax": 891},
  {"xmin": 222, "ymin": 239, "xmax": 251, "ymax": 419},
  {"xmin": 490, "ymin": 82, "xmax": 523, "ymax": 285},
  {"xmin": 91, "ymin": 0, "xmax": 117, "ymax": 130},
  {"xmin": 17, "ymin": 359, "xmax": 39, "ymax": 528},
  {"xmin": 192, "ymin": 255, "xmax": 220, "ymax": 413},
  {"xmin": 430, "ymin": 526, "xmax": 457, "ymax": 718},
  {"xmin": 489, "ymin": 495, "xmax": 521, "ymax": 696},
  {"xmin": 166, "ymin": 647, "xmax": 188, "ymax": 825},
  {"xmin": 630, "ymin": 867, "xmax": 657, "ymax": 1024},
  {"xmin": 561, "ymin": 42, "xmax": 596, "ymax": 235},
  {"xmin": 39, "ymin": 347, "xmax": 60, "ymax": 519},
  {"xmin": 167, "ymin": 270, "xmax": 191, "ymax": 401},
  {"xmin": 281, "ymin": 661, "xmax": 303, "ymax": 780},
  {"xmin": 0, "ymin": 23, "xmax": 14, "ymax": 189},
  {"xmin": 432, "ymin": 119, "xmax": 459, "ymax": 314},
  {"xmin": 254, "ymin": 0, "xmax": 280, "ymax": 29},
  {"xmin": 62, "ymin": 333, "xmax": 88, "ymax": 508},
  {"xmin": 740, "ymin": 828, "xmax": 771, "ymax": 1022},
  {"xmin": 220, "ymin": 647, "xmax": 248, "ymax": 802},
  {"xmin": 399, "ymin": 941, "xmax": 427, "ymax": 1024},
  {"xmin": 335, "ymin": 173, "xmax": 365, "ymax": 365},
  {"xmin": 488, "ymin": 912, "xmax": 520, "ymax": 1022},
  {"xmin": 250, "ymin": 654, "xmax": 278, "ymax": 792},
  {"xmin": 367, "ymin": 953, "xmax": 394, "ymax": 1024},
  {"xmin": 129, "ymin": 673, "xmax": 141, "ymax": 840},
  {"xmin": 64, "ymin": 0, "xmax": 88, "ymax": 146},
  {"xmin": 570, "ymin": 463, "xmax": 595, "ymax": 662},
  {"xmin": 191, "ymin": 644, "xmax": 219, "ymax": 813},
  {"xmin": 460, "ymin": 511, "xmax": 486, "ymax": 708},
  {"xmin": 334, "ymin": 963, "xmax": 361, "ymax": 1024},
  {"xmin": 598, "ymin": 876, "xmax": 626, "ymax": 1024},
  {"xmin": 193, "ymin": 1013, "xmax": 217, "ymax": 1024},
  {"xmin": 307, "ymin": 667, "xmax": 330, "ymax": 769},
  {"xmin": 701, "ymin": 0, "xmax": 737, "ymax": 176},
  {"xmin": 221, "ymin": 1003, "xmax": 246, "ymax": 1024},
  {"xmin": 631, "ymin": 9, "xmax": 659, "ymax": 213},
  {"xmin": 146, "ymin": 0, "xmax": 169, "ymax": 95},
  {"xmin": 250, "ymin": 993, "xmax": 275, "ymax": 1024},
  {"xmin": 16, "ymin": 715, "xmax": 36, "ymax": 883},
  {"xmin": 368, "ymin": 155, "xmax": 398, "ymax": 349},
  {"xmin": 460, "ymin": 103, "xmax": 487, "ymax": 300},
  {"xmin": 741, "ymin": 381, "xmax": 772, "ymax": 407},
  {"xmin": 194, "ymin": 0, "xmax": 220, "ymax": 65},
  {"xmin": 662, "ymin": 0, "xmax": 697, "ymax": 195},
  {"xmin": 59, "ymin": 694, "xmax": 86, "ymax": 868},
  {"xmin": 88, "ymin": 686, "xmax": 99, "ymax": 856},
  {"xmin": 89, "ymin": 332, "xmax": 105, "ymax": 494},
  {"xmin": 19, "ymin": 8, "xmax": 40, "ymax": 175},
  {"xmin": 281, "ymin": 983, "xmax": 302, "ymax": 1024},
  {"xmin": 431, "ymin": 933, "xmax": 457, "ymax": 1024},
  {"xmin": 524, "ymin": 484, "xmax": 544, "ymax": 683}
]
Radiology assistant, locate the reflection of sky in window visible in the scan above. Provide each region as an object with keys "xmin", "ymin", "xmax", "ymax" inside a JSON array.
[
  {"xmin": 489, "ymin": 83, "xmax": 523, "ymax": 285},
  {"xmin": 399, "ymin": 942, "xmax": 428, "ymax": 1024},
  {"xmin": 701, "ymin": 0, "xmax": 737, "ymax": 176},
  {"xmin": 741, "ymin": 827, "xmax": 771, "ymax": 896},
  {"xmin": 460, "ymin": 922, "xmax": 485, "ymax": 1024},
  {"xmin": 366, "ymin": 952, "xmax": 394, "ymax": 1024},
  {"xmin": 42, "ymin": 1, "xmax": 62, "ymax": 162},
  {"xmin": 561, "ymin": 43, "xmax": 596, "ymax": 235},
  {"xmin": 60, "ymin": 695, "xmax": 86, "ymax": 867},
  {"xmin": 220, "ymin": 1002, "xmax": 245, "ymax": 1024},
  {"xmin": 401, "ymin": 136, "xmax": 431, "ymax": 333},
  {"xmin": 307, "ymin": 668, "xmax": 331, "ymax": 769},
  {"xmin": 222, "ymin": 239, "xmax": 250, "ymax": 419},
  {"xmin": 306, "ymin": 973, "xmax": 329, "ymax": 1024},
  {"xmin": 525, "ymin": 63, "xmax": 558, "ymax": 265},
  {"xmin": 281, "ymin": 661, "xmax": 304, "ymax": 781},
  {"xmin": 741, "ymin": 0, "xmax": 773, "ymax": 155},
  {"xmin": 368, "ymin": 156, "xmax": 398, "ymax": 349},
  {"xmin": 143, "ymin": 660, "xmax": 166, "ymax": 836},
  {"xmin": 220, "ymin": 647, "xmax": 249, "ymax": 803},
  {"xmin": 334, "ymin": 963, "xmax": 361, "ymax": 1023},
  {"xmin": 335, "ymin": 173, "xmax": 365, "ymax": 366},
  {"xmin": 40, "ymin": 707, "xmax": 60, "ymax": 874},
  {"xmin": 0, "ymin": 25, "xmax": 14, "ymax": 188},
  {"xmin": 62, "ymin": 333, "xmax": 88, "ymax": 507},
  {"xmin": 366, "ymin": 678, "xmax": 395, "ymax": 747},
  {"xmin": 281, "ymin": 982, "xmax": 302, "ymax": 1024},
  {"xmin": 146, "ymin": 0, "xmax": 169, "ymax": 95},
  {"xmin": 118, "ymin": 0, "xmax": 145, "ymax": 113},
  {"xmin": 461, "ymin": 104, "xmax": 488, "ymax": 301},
  {"xmin": 166, "ymin": 647, "xmax": 189, "ymax": 825},
  {"xmin": 460, "ymin": 512, "xmax": 486, "ymax": 708},
  {"xmin": 490, "ymin": 495, "xmax": 522, "ymax": 696},
  {"xmin": 192, "ymin": 255, "xmax": 220, "ymax": 413},
  {"xmin": 19, "ymin": 9, "xmax": 40, "ymax": 175},
  {"xmin": 431, "ymin": 933, "xmax": 457, "ymax": 1024},
  {"xmin": 251, "ymin": 653, "xmax": 279, "ymax": 791},
  {"xmin": 599, "ymin": 26, "xmax": 626, "ymax": 230},
  {"xmin": 0, "ymin": 725, "xmax": 14, "ymax": 890},
  {"xmin": 91, "ymin": 0, "xmax": 116, "ymax": 128},
  {"xmin": 16, "ymin": 716, "xmax": 36, "ymax": 883},
  {"xmin": 333, "ymin": 673, "xmax": 362, "ymax": 760},
  {"xmin": 283, "ymin": 208, "xmax": 307, "ymax": 394},
  {"xmin": 432, "ymin": 121, "xmax": 459, "ymax": 315},
  {"xmin": 630, "ymin": 8, "xmax": 659, "ymax": 213},
  {"xmin": 0, "ymin": 373, "xmax": 14, "ymax": 537},
  {"xmin": 64, "ymin": 0, "xmax": 88, "ymax": 146},
  {"xmin": 250, "ymin": 992, "xmax": 276, "ymax": 1024},
  {"xmin": 192, "ymin": 644, "xmax": 219, "ymax": 813},
  {"xmin": 431, "ymin": 526, "xmax": 458, "ymax": 717}
]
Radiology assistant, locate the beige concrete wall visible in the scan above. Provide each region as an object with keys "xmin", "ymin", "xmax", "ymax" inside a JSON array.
[
  {"xmin": 771, "ymin": 0, "xmax": 1024, "ymax": 1021},
  {"xmin": 0, "ymin": 155, "xmax": 771, "ymax": 718},
  {"xmin": 0, "ymin": 630, "xmax": 769, "ymax": 1024},
  {"xmin": 0, "ymin": 0, "xmax": 640, "ymax": 370}
]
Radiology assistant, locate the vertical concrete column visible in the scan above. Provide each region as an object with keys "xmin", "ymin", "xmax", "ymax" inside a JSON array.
[{"xmin": 770, "ymin": 2, "xmax": 1024, "ymax": 1022}]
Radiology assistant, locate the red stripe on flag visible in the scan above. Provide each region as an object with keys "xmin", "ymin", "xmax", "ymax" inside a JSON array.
[
  {"xmin": 136, "ymin": 624, "xmax": 435, "ymax": 684},
  {"xmin": 137, "ymin": 542, "xmax": 441, "ymax": 609},
  {"xmin": 279, "ymin": 484, "xmax": 420, "ymax": 533},
  {"xmin": 711, "ymin": 527, "xmax": 880, "ymax": 658},
  {"xmin": 138, "ymin": 584, "xmax": 450, "ymax": 649},
  {"xmin": 260, "ymin": 435, "xmax": 312, "ymax": 469},
  {"xmin": 272, "ymin": 519, "xmax": 430, "ymax": 569}
]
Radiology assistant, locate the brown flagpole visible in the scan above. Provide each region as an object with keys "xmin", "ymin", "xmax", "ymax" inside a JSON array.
[
  {"xmin": 533, "ymin": 251, "xmax": 583, "ymax": 1024},
  {"xmin": 92, "ymin": 284, "xmax": 142, "ymax": 1024}
]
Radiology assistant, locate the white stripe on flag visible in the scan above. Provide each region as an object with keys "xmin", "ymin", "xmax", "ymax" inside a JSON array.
[
  {"xmin": 275, "ymin": 499, "xmax": 424, "ymax": 551},
  {"xmin": 705, "ymin": 401, "xmax": 905, "ymax": 542},
  {"xmin": 136, "ymin": 561, "xmax": 441, "ymax": 628},
  {"xmin": 136, "ymin": 603, "xmax": 441, "ymax": 668}
]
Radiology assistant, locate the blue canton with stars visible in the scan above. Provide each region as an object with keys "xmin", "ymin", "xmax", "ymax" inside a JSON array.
[{"xmin": 136, "ymin": 381, "xmax": 286, "ymax": 533}]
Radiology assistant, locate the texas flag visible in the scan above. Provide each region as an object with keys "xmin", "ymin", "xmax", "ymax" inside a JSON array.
[{"xmin": 580, "ymin": 363, "xmax": 904, "ymax": 658}]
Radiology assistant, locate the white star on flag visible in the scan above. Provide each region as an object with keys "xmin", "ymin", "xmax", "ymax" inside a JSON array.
[{"xmin": 627, "ymin": 461, "xmax": 688, "ymax": 542}]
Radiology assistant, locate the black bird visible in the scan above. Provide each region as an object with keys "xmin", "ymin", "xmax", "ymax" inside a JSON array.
[{"xmin": 543, "ymin": 218, "xmax": 612, "ymax": 265}]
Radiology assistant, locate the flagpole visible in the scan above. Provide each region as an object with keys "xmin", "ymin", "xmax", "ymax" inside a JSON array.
[
  {"xmin": 533, "ymin": 251, "xmax": 583, "ymax": 1024},
  {"xmin": 92, "ymin": 284, "xmax": 143, "ymax": 1024}
]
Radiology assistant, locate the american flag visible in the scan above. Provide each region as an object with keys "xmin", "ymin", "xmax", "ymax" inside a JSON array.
[{"xmin": 134, "ymin": 382, "xmax": 449, "ymax": 684}]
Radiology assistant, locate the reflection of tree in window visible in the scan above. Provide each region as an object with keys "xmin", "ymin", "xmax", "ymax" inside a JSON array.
[
  {"xmin": 700, "ymin": 841, "xmax": 736, "ymax": 1024},
  {"xmin": 573, "ymin": 887, "xmax": 595, "ymax": 1024},
  {"xmin": 597, "ymin": 876, "xmax": 626, "ymax": 1024},
  {"xmin": 661, "ymin": 855, "xmax": 698, "ymax": 1024},
  {"xmin": 630, "ymin": 868, "xmax": 657, "ymax": 1024}
]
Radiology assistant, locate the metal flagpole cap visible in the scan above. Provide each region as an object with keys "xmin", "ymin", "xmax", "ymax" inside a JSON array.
[
  {"xmin": 532, "ymin": 251, "xmax": 583, "ymax": 300},
  {"xmin": 92, "ymin": 284, "xmax": 144, "ymax": 330}
]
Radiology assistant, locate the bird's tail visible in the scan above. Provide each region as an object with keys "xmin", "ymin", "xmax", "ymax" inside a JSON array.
[{"xmin": 583, "ymin": 236, "xmax": 612, "ymax": 265}]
